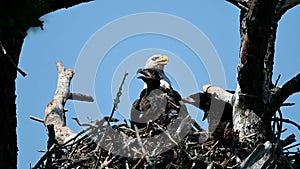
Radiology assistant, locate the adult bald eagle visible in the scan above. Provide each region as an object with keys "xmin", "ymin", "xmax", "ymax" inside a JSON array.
[
  {"xmin": 130, "ymin": 68, "xmax": 189, "ymax": 132},
  {"xmin": 143, "ymin": 54, "xmax": 171, "ymax": 89}
]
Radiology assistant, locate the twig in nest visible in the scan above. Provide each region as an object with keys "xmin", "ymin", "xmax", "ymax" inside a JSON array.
[
  {"xmin": 239, "ymin": 133, "xmax": 257, "ymax": 142},
  {"xmin": 99, "ymin": 154, "xmax": 116, "ymax": 169},
  {"xmin": 32, "ymin": 145, "xmax": 56, "ymax": 169},
  {"xmin": 60, "ymin": 127, "xmax": 92, "ymax": 147},
  {"xmin": 166, "ymin": 95, "xmax": 180, "ymax": 109},
  {"xmin": 182, "ymin": 149, "xmax": 197, "ymax": 160},
  {"xmin": 125, "ymin": 160, "xmax": 130, "ymax": 169},
  {"xmin": 108, "ymin": 72, "xmax": 128, "ymax": 125},
  {"xmin": 104, "ymin": 116, "xmax": 119, "ymax": 122},
  {"xmin": 205, "ymin": 140, "xmax": 219, "ymax": 156},
  {"xmin": 112, "ymin": 121, "xmax": 128, "ymax": 129},
  {"xmin": 153, "ymin": 122, "xmax": 178, "ymax": 146},
  {"xmin": 134, "ymin": 125, "xmax": 152, "ymax": 166},
  {"xmin": 133, "ymin": 154, "xmax": 145, "ymax": 169},
  {"xmin": 72, "ymin": 117, "xmax": 97, "ymax": 127}
]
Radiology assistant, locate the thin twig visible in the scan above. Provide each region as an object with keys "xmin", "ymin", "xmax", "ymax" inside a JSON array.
[
  {"xmin": 283, "ymin": 142, "xmax": 300, "ymax": 151},
  {"xmin": 72, "ymin": 117, "xmax": 97, "ymax": 127},
  {"xmin": 239, "ymin": 133, "xmax": 257, "ymax": 142},
  {"xmin": 60, "ymin": 127, "xmax": 92, "ymax": 147},
  {"xmin": 133, "ymin": 154, "xmax": 145, "ymax": 169},
  {"xmin": 272, "ymin": 118, "xmax": 300, "ymax": 130},
  {"xmin": 205, "ymin": 140, "xmax": 219, "ymax": 156},
  {"xmin": 108, "ymin": 72, "xmax": 128, "ymax": 125},
  {"xmin": 153, "ymin": 122, "xmax": 178, "ymax": 146},
  {"xmin": 281, "ymin": 102, "xmax": 295, "ymax": 107},
  {"xmin": 134, "ymin": 125, "xmax": 152, "ymax": 166},
  {"xmin": 275, "ymin": 74, "xmax": 281, "ymax": 87},
  {"xmin": 125, "ymin": 160, "xmax": 130, "ymax": 169},
  {"xmin": 32, "ymin": 145, "xmax": 56, "ymax": 169},
  {"xmin": 0, "ymin": 41, "xmax": 27, "ymax": 77},
  {"xmin": 67, "ymin": 93, "xmax": 94, "ymax": 102},
  {"xmin": 30, "ymin": 115, "xmax": 44, "ymax": 123},
  {"xmin": 277, "ymin": 109, "xmax": 283, "ymax": 140}
]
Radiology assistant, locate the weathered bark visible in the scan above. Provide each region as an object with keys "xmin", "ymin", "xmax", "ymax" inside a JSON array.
[
  {"xmin": 226, "ymin": 0, "xmax": 300, "ymax": 143},
  {"xmin": 0, "ymin": 33, "xmax": 25, "ymax": 169},
  {"xmin": 43, "ymin": 62, "xmax": 76, "ymax": 145},
  {"xmin": 0, "ymin": 0, "xmax": 92, "ymax": 168},
  {"xmin": 41, "ymin": 61, "xmax": 94, "ymax": 145},
  {"xmin": 233, "ymin": 0, "xmax": 277, "ymax": 141}
]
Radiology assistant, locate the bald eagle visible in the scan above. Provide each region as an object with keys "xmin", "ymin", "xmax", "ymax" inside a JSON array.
[
  {"xmin": 143, "ymin": 54, "xmax": 171, "ymax": 89},
  {"xmin": 182, "ymin": 92, "xmax": 233, "ymax": 122},
  {"xmin": 130, "ymin": 68, "xmax": 188, "ymax": 131}
]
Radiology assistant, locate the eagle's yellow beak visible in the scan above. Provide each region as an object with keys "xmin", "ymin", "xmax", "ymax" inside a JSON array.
[{"xmin": 155, "ymin": 55, "xmax": 169, "ymax": 65}]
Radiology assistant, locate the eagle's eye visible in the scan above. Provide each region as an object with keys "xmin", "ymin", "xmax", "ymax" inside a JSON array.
[{"xmin": 152, "ymin": 56, "xmax": 159, "ymax": 61}]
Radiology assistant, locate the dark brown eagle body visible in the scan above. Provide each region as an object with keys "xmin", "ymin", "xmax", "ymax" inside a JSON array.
[{"xmin": 130, "ymin": 69, "xmax": 184, "ymax": 130}]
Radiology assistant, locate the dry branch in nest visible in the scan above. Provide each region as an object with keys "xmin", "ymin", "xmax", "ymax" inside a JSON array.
[
  {"xmin": 30, "ymin": 61, "xmax": 94, "ymax": 145},
  {"xmin": 32, "ymin": 114, "xmax": 300, "ymax": 169},
  {"xmin": 31, "ymin": 62, "xmax": 300, "ymax": 169}
]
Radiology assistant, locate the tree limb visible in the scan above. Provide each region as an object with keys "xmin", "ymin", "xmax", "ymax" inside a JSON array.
[
  {"xmin": 67, "ymin": 93, "xmax": 94, "ymax": 102},
  {"xmin": 43, "ymin": 61, "xmax": 89, "ymax": 145},
  {"xmin": 30, "ymin": 115, "xmax": 44, "ymax": 123},
  {"xmin": 271, "ymin": 73, "xmax": 300, "ymax": 113},
  {"xmin": 281, "ymin": 0, "xmax": 300, "ymax": 15},
  {"xmin": 272, "ymin": 118, "xmax": 300, "ymax": 130}
]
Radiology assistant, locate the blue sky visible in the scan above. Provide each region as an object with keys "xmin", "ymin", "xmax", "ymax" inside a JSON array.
[{"xmin": 16, "ymin": 1, "xmax": 300, "ymax": 168}]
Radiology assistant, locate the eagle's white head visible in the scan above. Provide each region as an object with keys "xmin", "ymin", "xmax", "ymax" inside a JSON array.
[
  {"xmin": 142, "ymin": 54, "xmax": 171, "ymax": 89},
  {"xmin": 144, "ymin": 54, "xmax": 169, "ymax": 70}
]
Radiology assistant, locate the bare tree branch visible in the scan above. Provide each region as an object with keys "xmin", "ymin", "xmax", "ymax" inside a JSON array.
[
  {"xmin": 29, "ymin": 116, "xmax": 44, "ymax": 123},
  {"xmin": 279, "ymin": 73, "xmax": 300, "ymax": 99},
  {"xmin": 272, "ymin": 118, "xmax": 300, "ymax": 130},
  {"xmin": 281, "ymin": 0, "xmax": 300, "ymax": 14},
  {"xmin": 67, "ymin": 93, "xmax": 94, "ymax": 102},
  {"xmin": 271, "ymin": 73, "xmax": 300, "ymax": 113}
]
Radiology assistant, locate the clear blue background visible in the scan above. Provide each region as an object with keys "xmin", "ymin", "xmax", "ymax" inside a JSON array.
[{"xmin": 17, "ymin": 1, "xmax": 300, "ymax": 168}]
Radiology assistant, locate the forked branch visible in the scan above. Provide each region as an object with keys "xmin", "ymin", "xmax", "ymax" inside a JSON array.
[{"xmin": 272, "ymin": 73, "xmax": 300, "ymax": 112}]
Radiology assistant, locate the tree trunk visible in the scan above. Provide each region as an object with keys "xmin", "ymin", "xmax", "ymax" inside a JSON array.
[
  {"xmin": 229, "ymin": 0, "xmax": 300, "ymax": 150},
  {"xmin": 0, "ymin": 33, "xmax": 25, "ymax": 169},
  {"xmin": 232, "ymin": 0, "xmax": 278, "ymax": 143},
  {"xmin": 0, "ymin": 1, "xmax": 92, "ymax": 168}
]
